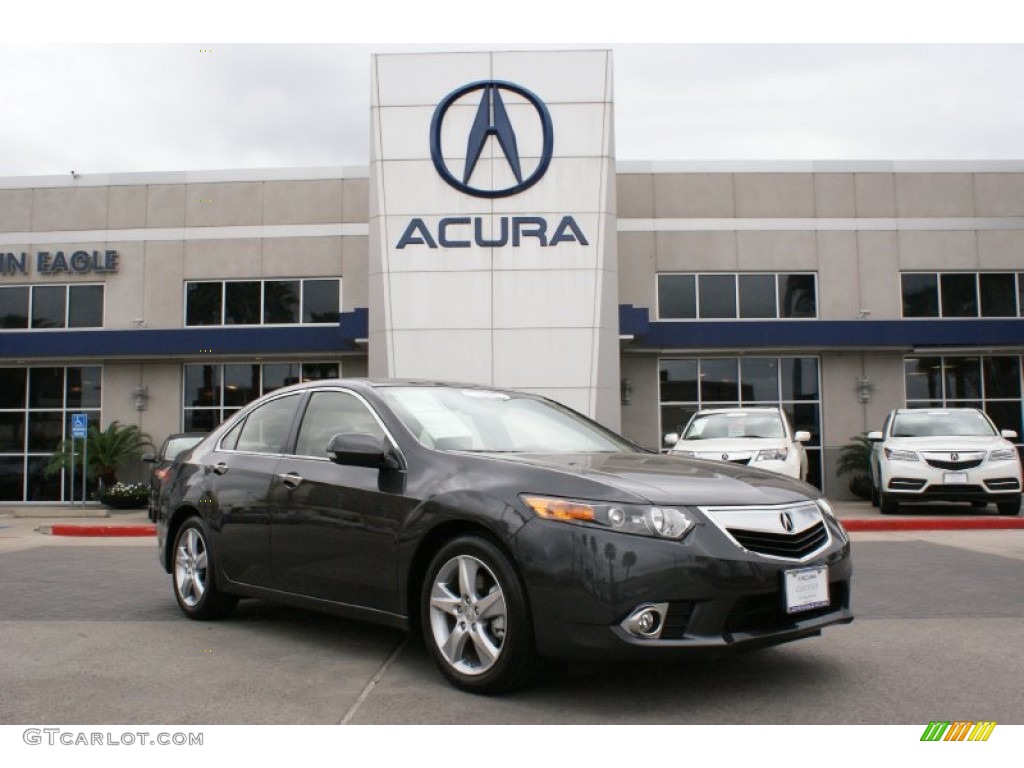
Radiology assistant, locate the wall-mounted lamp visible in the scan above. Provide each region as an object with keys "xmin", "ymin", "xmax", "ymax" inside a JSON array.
[
  {"xmin": 621, "ymin": 377, "xmax": 634, "ymax": 406},
  {"xmin": 856, "ymin": 376, "xmax": 873, "ymax": 404},
  {"xmin": 134, "ymin": 385, "xmax": 149, "ymax": 411}
]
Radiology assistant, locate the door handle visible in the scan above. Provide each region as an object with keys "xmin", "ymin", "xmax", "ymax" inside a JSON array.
[
  {"xmin": 210, "ymin": 463, "xmax": 229, "ymax": 476},
  {"xmin": 277, "ymin": 472, "xmax": 303, "ymax": 489}
]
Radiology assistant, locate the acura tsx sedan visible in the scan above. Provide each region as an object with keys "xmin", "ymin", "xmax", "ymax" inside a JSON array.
[{"xmin": 155, "ymin": 380, "xmax": 853, "ymax": 693}]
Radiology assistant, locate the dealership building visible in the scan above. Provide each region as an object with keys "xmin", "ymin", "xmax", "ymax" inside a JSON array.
[{"xmin": 2, "ymin": 49, "xmax": 1024, "ymax": 503}]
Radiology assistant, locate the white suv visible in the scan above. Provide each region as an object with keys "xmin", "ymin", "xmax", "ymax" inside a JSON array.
[
  {"xmin": 868, "ymin": 408, "xmax": 1022, "ymax": 516},
  {"xmin": 664, "ymin": 407, "xmax": 810, "ymax": 481}
]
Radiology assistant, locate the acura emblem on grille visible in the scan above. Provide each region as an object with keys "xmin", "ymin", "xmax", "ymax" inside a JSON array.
[
  {"xmin": 951, "ymin": 453, "xmax": 959, "ymax": 461},
  {"xmin": 722, "ymin": 454, "xmax": 729, "ymax": 460},
  {"xmin": 780, "ymin": 512, "xmax": 795, "ymax": 532}
]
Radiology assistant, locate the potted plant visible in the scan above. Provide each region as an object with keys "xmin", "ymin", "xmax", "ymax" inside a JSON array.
[
  {"xmin": 47, "ymin": 420, "xmax": 154, "ymax": 505},
  {"xmin": 836, "ymin": 434, "xmax": 874, "ymax": 501}
]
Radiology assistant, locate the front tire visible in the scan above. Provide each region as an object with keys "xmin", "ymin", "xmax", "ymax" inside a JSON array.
[
  {"xmin": 172, "ymin": 517, "xmax": 238, "ymax": 620},
  {"xmin": 997, "ymin": 496, "xmax": 1021, "ymax": 516},
  {"xmin": 421, "ymin": 535, "xmax": 539, "ymax": 694},
  {"xmin": 880, "ymin": 493, "xmax": 899, "ymax": 515}
]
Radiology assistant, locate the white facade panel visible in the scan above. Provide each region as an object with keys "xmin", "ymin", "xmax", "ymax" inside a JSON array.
[
  {"xmin": 373, "ymin": 53, "xmax": 491, "ymax": 107},
  {"xmin": 491, "ymin": 50, "xmax": 613, "ymax": 103},
  {"xmin": 390, "ymin": 329, "xmax": 493, "ymax": 384},
  {"xmin": 492, "ymin": 270, "xmax": 598, "ymax": 329},
  {"xmin": 387, "ymin": 271, "xmax": 492, "ymax": 330},
  {"xmin": 492, "ymin": 328, "xmax": 596, "ymax": 388},
  {"xmin": 370, "ymin": 50, "xmax": 620, "ymax": 425}
]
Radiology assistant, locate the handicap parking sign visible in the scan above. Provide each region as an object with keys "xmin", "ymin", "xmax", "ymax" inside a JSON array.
[{"xmin": 71, "ymin": 413, "xmax": 89, "ymax": 439}]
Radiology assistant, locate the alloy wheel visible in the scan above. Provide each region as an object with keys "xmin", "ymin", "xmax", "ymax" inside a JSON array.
[
  {"xmin": 174, "ymin": 527, "xmax": 208, "ymax": 607},
  {"xmin": 427, "ymin": 554, "xmax": 508, "ymax": 676}
]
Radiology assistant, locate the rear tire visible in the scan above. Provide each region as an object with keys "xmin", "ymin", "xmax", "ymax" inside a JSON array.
[
  {"xmin": 172, "ymin": 517, "xmax": 238, "ymax": 620},
  {"xmin": 421, "ymin": 535, "xmax": 539, "ymax": 694},
  {"xmin": 880, "ymin": 493, "xmax": 899, "ymax": 516},
  {"xmin": 997, "ymin": 496, "xmax": 1021, "ymax": 516}
]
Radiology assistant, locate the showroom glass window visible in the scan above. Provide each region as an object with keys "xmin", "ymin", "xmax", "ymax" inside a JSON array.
[
  {"xmin": 182, "ymin": 361, "xmax": 340, "ymax": 432},
  {"xmin": 0, "ymin": 284, "xmax": 104, "ymax": 329},
  {"xmin": 659, "ymin": 356, "xmax": 822, "ymax": 488},
  {"xmin": 184, "ymin": 279, "xmax": 340, "ymax": 326},
  {"xmin": 904, "ymin": 355, "xmax": 1023, "ymax": 441},
  {"xmin": 901, "ymin": 272, "xmax": 1022, "ymax": 318},
  {"xmin": 0, "ymin": 366, "xmax": 101, "ymax": 502},
  {"xmin": 657, "ymin": 273, "xmax": 817, "ymax": 320}
]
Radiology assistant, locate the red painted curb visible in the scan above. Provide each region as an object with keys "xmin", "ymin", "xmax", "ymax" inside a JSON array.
[
  {"xmin": 841, "ymin": 517, "xmax": 1024, "ymax": 532},
  {"xmin": 49, "ymin": 524, "xmax": 156, "ymax": 537}
]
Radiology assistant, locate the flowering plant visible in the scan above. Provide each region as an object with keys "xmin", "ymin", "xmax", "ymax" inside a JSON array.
[{"xmin": 98, "ymin": 482, "xmax": 150, "ymax": 509}]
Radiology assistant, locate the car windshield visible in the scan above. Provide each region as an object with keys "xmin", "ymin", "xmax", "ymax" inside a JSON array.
[
  {"xmin": 682, "ymin": 412, "xmax": 785, "ymax": 440},
  {"xmin": 164, "ymin": 436, "xmax": 204, "ymax": 460},
  {"xmin": 377, "ymin": 387, "xmax": 639, "ymax": 453},
  {"xmin": 891, "ymin": 410, "xmax": 996, "ymax": 438}
]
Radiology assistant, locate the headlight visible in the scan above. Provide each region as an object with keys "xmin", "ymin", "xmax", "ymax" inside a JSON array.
[
  {"xmin": 521, "ymin": 495, "xmax": 694, "ymax": 540},
  {"xmin": 989, "ymin": 448, "xmax": 1017, "ymax": 462},
  {"xmin": 884, "ymin": 447, "xmax": 918, "ymax": 461},
  {"xmin": 756, "ymin": 447, "xmax": 788, "ymax": 461},
  {"xmin": 815, "ymin": 498, "xmax": 848, "ymax": 543}
]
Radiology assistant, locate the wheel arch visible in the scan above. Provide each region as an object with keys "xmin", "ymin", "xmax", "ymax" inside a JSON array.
[
  {"xmin": 405, "ymin": 519, "xmax": 525, "ymax": 634},
  {"xmin": 163, "ymin": 503, "xmax": 203, "ymax": 572}
]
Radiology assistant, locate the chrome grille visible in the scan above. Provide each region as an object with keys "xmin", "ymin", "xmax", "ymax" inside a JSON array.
[
  {"xmin": 701, "ymin": 502, "xmax": 831, "ymax": 561},
  {"xmin": 728, "ymin": 522, "xmax": 829, "ymax": 559}
]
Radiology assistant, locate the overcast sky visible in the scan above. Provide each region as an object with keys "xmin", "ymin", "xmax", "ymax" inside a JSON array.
[{"xmin": 3, "ymin": 42, "xmax": 1023, "ymax": 178}]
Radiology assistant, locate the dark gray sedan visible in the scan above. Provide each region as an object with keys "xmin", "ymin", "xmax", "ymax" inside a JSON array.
[{"xmin": 156, "ymin": 380, "xmax": 852, "ymax": 693}]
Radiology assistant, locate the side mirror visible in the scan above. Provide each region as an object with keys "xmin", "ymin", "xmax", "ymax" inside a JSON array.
[
  {"xmin": 663, "ymin": 433, "xmax": 679, "ymax": 447},
  {"xmin": 141, "ymin": 452, "xmax": 157, "ymax": 463},
  {"xmin": 794, "ymin": 431, "xmax": 811, "ymax": 443},
  {"xmin": 327, "ymin": 432, "xmax": 401, "ymax": 470},
  {"xmin": 866, "ymin": 431, "xmax": 884, "ymax": 442},
  {"xmin": 1001, "ymin": 429, "xmax": 1019, "ymax": 440}
]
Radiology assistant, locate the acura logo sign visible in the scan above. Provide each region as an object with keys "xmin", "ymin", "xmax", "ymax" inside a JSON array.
[
  {"xmin": 780, "ymin": 512, "xmax": 795, "ymax": 533},
  {"xmin": 430, "ymin": 80, "xmax": 554, "ymax": 199}
]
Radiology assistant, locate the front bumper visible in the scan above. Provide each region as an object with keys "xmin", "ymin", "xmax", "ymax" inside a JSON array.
[
  {"xmin": 513, "ymin": 513, "xmax": 852, "ymax": 661},
  {"xmin": 882, "ymin": 458, "xmax": 1021, "ymax": 503}
]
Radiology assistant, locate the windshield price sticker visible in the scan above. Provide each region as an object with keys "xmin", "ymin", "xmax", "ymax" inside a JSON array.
[{"xmin": 784, "ymin": 566, "xmax": 829, "ymax": 614}]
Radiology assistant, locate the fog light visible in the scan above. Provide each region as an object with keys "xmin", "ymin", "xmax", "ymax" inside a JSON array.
[{"xmin": 620, "ymin": 603, "xmax": 668, "ymax": 638}]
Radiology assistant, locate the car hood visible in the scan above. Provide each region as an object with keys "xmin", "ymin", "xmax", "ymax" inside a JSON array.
[
  {"xmin": 479, "ymin": 451, "xmax": 815, "ymax": 506},
  {"xmin": 672, "ymin": 438, "xmax": 787, "ymax": 454},
  {"xmin": 884, "ymin": 435, "xmax": 1011, "ymax": 451}
]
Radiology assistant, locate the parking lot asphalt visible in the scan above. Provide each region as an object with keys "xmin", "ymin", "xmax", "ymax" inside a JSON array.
[{"xmin": 1, "ymin": 502, "xmax": 1023, "ymax": 725}]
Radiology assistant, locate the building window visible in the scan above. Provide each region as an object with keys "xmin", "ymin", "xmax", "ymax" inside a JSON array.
[
  {"xmin": 182, "ymin": 361, "xmax": 340, "ymax": 432},
  {"xmin": 184, "ymin": 278, "xmax": 340, "ymax": 327},
  {"xmin": 0, "ymin": 284, "xmax": 104, "ymax": 330},
  {"xmin": 657, "ymin": 273, "xmax": 817, "ymax": 320},
  {"xmin": 659, "ymin": 356, "xmax": 823, "ymax": 488},
  {"xmin": 901, "ymin": 272, "xmax": 1023, "ymax": 318},
  {"xmin": 0, "ymin": 365, "xmax": 102, "ymax": 502},
  {"xmin": 904, "ymin": 355, "xmax": 1023, "ymax": 440}
]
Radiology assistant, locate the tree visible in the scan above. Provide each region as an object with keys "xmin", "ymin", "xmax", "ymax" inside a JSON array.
[{"xmin": 47, "ymin": 421, "xmax": 154, "ymax": 489}]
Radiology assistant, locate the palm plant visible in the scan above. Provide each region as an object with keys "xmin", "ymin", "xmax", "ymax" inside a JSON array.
[
  {"xmin": 836, "ymin": 434, "xmax": 874, "ymax": 500},
  {"xmin": 47, "ymin": 420, "xmax": 154, "ymax": 490}
]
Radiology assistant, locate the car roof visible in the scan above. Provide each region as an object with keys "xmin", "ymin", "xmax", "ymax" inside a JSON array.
[{"xmin": 255, "ymin": 378, "xmax": 529, "ymax": 397}]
